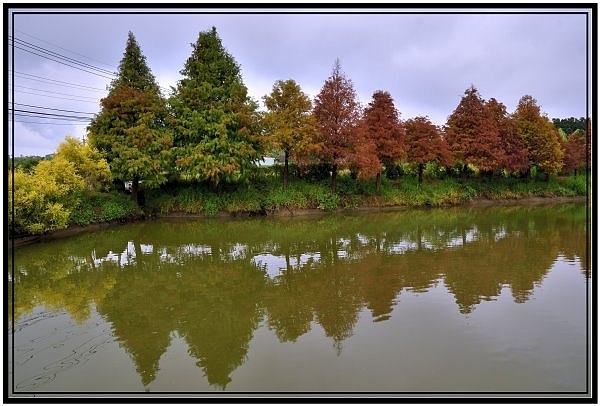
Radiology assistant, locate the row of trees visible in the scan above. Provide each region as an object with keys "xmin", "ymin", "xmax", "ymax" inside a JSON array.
[{"xmin": 86, "ymin": 28, "xmax": 589, "ymax": 202}]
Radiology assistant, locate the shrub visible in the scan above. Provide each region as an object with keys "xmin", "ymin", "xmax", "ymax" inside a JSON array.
[
  {"xmin": 563, "ymin": 175, "xmax": 587, "ymax": 195},
  {"xmin": 316, "ymin": 191, "xmax": 339, "ymax": 211},
  {"xmin": 203, "ymin": 196, "xmax": 221, "ymax": 216}
]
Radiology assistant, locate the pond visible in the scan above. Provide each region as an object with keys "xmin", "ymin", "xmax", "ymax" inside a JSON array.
[{"xmin": 7, "ymin": 202, "xmax": 591, "ymax": 398}]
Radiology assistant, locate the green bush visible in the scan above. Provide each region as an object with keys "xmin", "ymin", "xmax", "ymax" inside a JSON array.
[
  {"xmin": 203, "ymin": 195, "xmax": 221, "ymax": 216},
  {"xmin": 69, "ymin": 196, "xmax": 97, "ymax": 226},
  {"xmin": 563, "ymin": 175, "xmax": 588, "ymax": 195},
  {"xmin": 316, "ymin": 191, "xmax": 339, "ymax": 211}
]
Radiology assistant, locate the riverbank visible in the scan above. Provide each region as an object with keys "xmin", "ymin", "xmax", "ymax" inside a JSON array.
[{"xmin": 9, "ymin": 194, "xmax": 589, "ymax": 248}]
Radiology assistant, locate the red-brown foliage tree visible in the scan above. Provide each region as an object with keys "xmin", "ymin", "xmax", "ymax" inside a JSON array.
[
  {"xmin": 445, "ymin": 86, "xmax": 505, "ymax": 177},
  {"xmin": 313, "ymin": 60, "xmax": 362, "ymax": 192},
  {"xmin": 562, "ymin": 130, "xmax": 587, "ymax": 176},
  {"xmin": 356, "ymin": 90, "xmax": 405, "ymax": 190},
  {"xmin": 405, "ymin": 116, "xmax": 453, "ymax": 184},
  {"xmin": 486, "ymin": 98, "xmax": 529, "ymax": 175}
]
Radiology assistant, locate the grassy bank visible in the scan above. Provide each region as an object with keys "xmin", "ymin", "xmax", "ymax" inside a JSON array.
[
  {"xmin": 9, "ymin": 172, "xmax": 589, "ymax": 243},
  {"xmin": 144, "ymin": 173, "xmax": 590, "ymax": 217}
]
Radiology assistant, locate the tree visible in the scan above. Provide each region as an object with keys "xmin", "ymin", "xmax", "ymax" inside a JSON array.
[
  {"xmin": 8, "ymin": 135, "xmax": 114, "ymax": 236},
  {"xmin": 169, "ymin": 27, "xmax": 261, "ymax": 187},
  {"xmin": 552, "ymin": 117, "xmax": 587, "ymax": 136},
  {"xmin": 262, "ymin": 79, "xmax": 319, "ymax": 187},
  {"xmin": 562, "ymin": 130, "xmax": 587, "ymax": 176},
  {"xmin": 445, "ymin": 86, "xmax": 505, "ymax": 177},
  {"xmin": 405, "ymin": 116, "xmax": 453, "ymax": 184},
  {"xmin": 54, "ymin": 136, "xmax": 111, "ymax": 191},
  {"xmin": 88, "ymin": 31, "xmax": 173, "ymax": 204},
  {"xmin": 357, "ymin": 90, "xmax": 405, "ymax": 190},
  {"xmin": 486, "ymin": 98, "xmax": 529, "ymax": 175},
  {"xmin": 513, "ymin": 95, "xmax": 563, "ymax": 179},
  {"xmin": 313, "ymin": 59, "xmax": 362, "ymax": 192}
]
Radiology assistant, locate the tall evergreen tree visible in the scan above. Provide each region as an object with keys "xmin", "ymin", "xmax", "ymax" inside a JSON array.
[
  {"xmin": 169, "ymin": 27, "xmax": 261, "ymax": 187},
  {"xmin": 313, "ymin": 59, "xmax": 362, "ymax": 192},
  {"xmin": 87, "ymin": 31, "xmax": 173, "ymax": 204}
]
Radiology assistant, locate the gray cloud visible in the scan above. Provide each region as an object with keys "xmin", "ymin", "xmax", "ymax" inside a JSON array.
[{"xmin": 6, "ymin": 8, "xmax": 591, "ymax": 157}]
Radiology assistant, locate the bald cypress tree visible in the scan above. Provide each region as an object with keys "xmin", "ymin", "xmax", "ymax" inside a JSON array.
[
  {"xmin": 88, "ymin": 31, "xmax": 173, "ymax": 205},
  {"xmin": 405, "ymin": 116, "xmax": 453, "ymax": 184},
  {"xmin": 262, "ymin": 79, "xmax": 319, "ymax": 188},
  {"xmin": 357, "ymin": 90, "xmax": 405, "ymax": 191},
  {"xmin": 313, "ymin": 59, "xmax": 362, "ymax": 192},
  {"xmin": 445, "ymin": 86, "xmax": 505, "ymax": 178},
  {"xmin": 513, "ymin": 95, "xmax": 564, "ymax": 179},
  {"xmin": 169, "ymin": 27, "xmax": 261, "ymax": 187}
]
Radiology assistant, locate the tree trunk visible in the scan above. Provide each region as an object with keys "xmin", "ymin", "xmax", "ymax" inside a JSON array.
[
  {"xmin": 283, "ymin": 150, "xmax": 289, "ymax": 188},
  {"xmin": 376, "ymin": 171, "xmax": 382, "ymax": 192},
  {"xmin": 331, "ymin": 164, "xmax": 338, "ymax": 193},
  {"xmin": 131, "ymin": 178, "xmax": 140, "ymax": 206},
  {"xmin": 418, "ymin": 163, "xmax": 424, "ymax": 185}
]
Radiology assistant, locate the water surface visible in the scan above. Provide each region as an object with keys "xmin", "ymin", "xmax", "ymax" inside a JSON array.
[{"xmin": 7, "ymin": 202, "xmax": 590, "ymax": 396}]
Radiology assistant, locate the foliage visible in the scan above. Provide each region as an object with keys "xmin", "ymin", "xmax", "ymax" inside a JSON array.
[
  {"xmin": 262, "ymin": 79, "xmax": 320, "ymax": 187},
  {"xmin": 11, "ymin": 155, "xmax": 47, "ymax": 173},
  {"xmin": 169, "ymin": 27, "xmax": 261, "ymax": 186},
  {"xmin": 87, "ymin": 32, "xmax": 173, "ymax": 204},
  {"xmin": 445, "ymin": 86, "xmax": 505, "ymax": 174},
  {"xmin": 9, "ymin": 158, "xmax": 81, "ymax": 235},
  {"xmin": 354, "ymin": 91, "xmax": 405, "ymax": 187},
  {"xmin": 513, "ymin": 95, "xmax": 564, "ymax": 177},
  {"xmin": 313, "ymin": 59, "xmax": 362, "ymax": 191},
  {"xmin": 54, "ymin": 136, "xmax": 111, "ymax": 191},
  {"xmin": 552, "ymin": 117, "xmax": 587, "ymax": 135},
  {"xmin": 562, "ymin": 174, "xmax": 587, "ymax": 195},
  {"xmin": 9, "ymin": 136, "xmax": 124, "ymax": 235},
  {"xmin": 486, "ymin": 98, "xmax": 529, "ymax": 174},
  {"xmin": 405, "ymin": 116, "xmax": 453, "ymax": 184},
  {"xmin": 562, "ymin": 130, "xmax": 588, "ymax": 175}
]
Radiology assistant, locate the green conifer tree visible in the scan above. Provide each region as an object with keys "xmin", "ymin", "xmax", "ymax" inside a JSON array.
[
  {"xmin": 87, "ymin": 31, "xmax": 173, "ymax": 204},
  {"xmin": 169, "ymin": 27, "xmax": 261, "ymax": 187}
]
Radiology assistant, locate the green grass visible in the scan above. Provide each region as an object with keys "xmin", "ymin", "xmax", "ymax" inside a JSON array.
[{"xmin": 93, "ymin": 173, "xmax": 593, "ymax": 222}]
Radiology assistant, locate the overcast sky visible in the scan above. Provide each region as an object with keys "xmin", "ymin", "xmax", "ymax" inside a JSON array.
[{"xmin": 6, "ymin": 6, "xmax": 592, "ymax": 157}]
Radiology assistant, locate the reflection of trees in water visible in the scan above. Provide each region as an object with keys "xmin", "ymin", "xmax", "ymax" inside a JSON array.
[
  {"xmin": 175, "ymin": 260, "xmax": 265, "ymax": 389},
  {"xmin": 9, "ymin": 202, "xmax": 588, "ymax": 387},
  {"xmin": 97, "ymin": 250, "xmax": 179, "ymax": 387}
]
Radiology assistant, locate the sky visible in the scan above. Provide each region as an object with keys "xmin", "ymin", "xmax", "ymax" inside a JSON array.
[{"xmin": 5, "ymin": 6, "xmax": 592, "ymax": 157}]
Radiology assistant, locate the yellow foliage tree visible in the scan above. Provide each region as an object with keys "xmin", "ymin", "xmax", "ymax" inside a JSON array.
[{"xmin": 9, "ymin": 137, "xmax": 112, "ymax": 235}]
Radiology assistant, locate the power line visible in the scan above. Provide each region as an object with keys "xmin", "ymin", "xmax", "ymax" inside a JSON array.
[
  {"xmin": 9, "ymin": 85, "xmax": 100, "ymax": 100},
  {"xmin": 15, "ymin": 28, "xmax": 117, "ymax": 71},
  {"xmin": 9, "ymin": 70, "xmax": 108, "ymax": 91},
  {"xmin": 8, "ymin": 89, "xmax": 101, "ymax": 103},
  {"xmin": 9, "ymin": 119, "xmax": 90, "ymax": 126},
  {"xmin": 11, "ymin": 103, "xmax": 96, "ymax": 116},
  {"xmin": 10, "ymin": 36, "xmax": 117, "ymax": 77},
  {"xmin": 8, "ymin": 108, "xmax": 92, "ymax": 121},
  {"xmin": 10, "ymin": 39, "xmax": 116, "ymax": 80}
]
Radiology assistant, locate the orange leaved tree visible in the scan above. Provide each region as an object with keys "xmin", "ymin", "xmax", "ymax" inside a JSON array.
[{"xmin": 313, "ymin": 59, "xmax": 362, "ymax": 192}]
